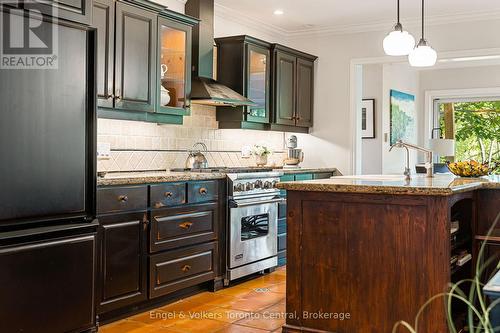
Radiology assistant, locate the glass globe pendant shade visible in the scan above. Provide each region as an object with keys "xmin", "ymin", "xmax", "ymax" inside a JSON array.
[
  {"xmin": 383, "ymin": 24, "xmax": 416, "ymax": 56},
  {"xmin": 408, "ymin": 38, "xmax": 437, "ymax": 67}
]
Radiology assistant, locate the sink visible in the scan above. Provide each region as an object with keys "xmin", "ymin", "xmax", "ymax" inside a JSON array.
[{"xmin": 333, "ymin": 175, "xmax": 407, "ymax": 181}]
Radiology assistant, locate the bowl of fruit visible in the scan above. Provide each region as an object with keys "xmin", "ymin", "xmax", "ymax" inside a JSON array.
[{"xmin": 446, "ymin": 160, "xmax": 496, "ymax": 177}]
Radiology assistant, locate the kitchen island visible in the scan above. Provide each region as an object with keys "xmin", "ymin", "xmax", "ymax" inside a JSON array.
[{"xmin": 277, "ymin": 174, "xmax": 499, "ymax": 333}]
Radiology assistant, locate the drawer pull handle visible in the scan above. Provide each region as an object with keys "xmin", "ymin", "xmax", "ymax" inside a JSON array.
[
  {"xmin": 118, "ymin": 195, "xmax": 128, "ymax": 202},
  {"xmin": 164, "ymin": 191, "xmax": 173, "ymax": 198},
  {"xmin": 199, "ymin": 187, "xmax": 208, "ymax": 195},
  {"xmin": 179, "ymin": 222, "xmax": 193, "ymax": 230},
  {"xmin": 181, "ymin": 264, "xmax": 191, "ymax": 272}
]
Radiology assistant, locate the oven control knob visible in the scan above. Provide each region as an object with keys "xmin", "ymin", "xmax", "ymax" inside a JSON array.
[
  {"xmin": 254, "ymin": 180, "xmax": 263, "ymax": 188},
  {"xmin": 263, "ymin": 181, "xmax": 272, "ymax": 189},
  {"xmin": 272, "ymin": 180, "xmax": 278, "ymax": 188},
  {"xmin": 234, "ymin": 183, "xmax": 245, "ymax": 192},
  {"xmin": 246, "ymin": 182, "xmax": 255, "ymax": 191}
]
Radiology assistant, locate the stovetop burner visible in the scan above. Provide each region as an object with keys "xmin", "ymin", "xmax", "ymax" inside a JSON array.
[{"xmin": 170, "ymin": 167, "xmax": 274, "ymax": 174}]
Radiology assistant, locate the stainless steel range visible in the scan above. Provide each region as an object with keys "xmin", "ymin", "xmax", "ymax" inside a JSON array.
[{"xmin": 225, "ymin": 171, "xmax": 283, "ymax": 284}]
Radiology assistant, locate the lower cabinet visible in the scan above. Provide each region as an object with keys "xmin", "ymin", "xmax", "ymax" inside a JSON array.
[
  {"xmin": 149, "ymin": 242, "xmax": 218, "ymax": 298},
  {"xmin": 97, "ymin": 212, "xmax": 148, "ymax": 314},
  {"xmin": 97, "ymin": 180, "xmax": 223, "ymax": 318},
  {"xmin": 0, "ymin": 231, "xmax": 97, "ymax": 333}
]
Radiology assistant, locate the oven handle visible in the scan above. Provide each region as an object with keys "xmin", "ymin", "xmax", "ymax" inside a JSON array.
[{"xmin": 229, "ymin": 197, "xmax": 285, "ymax": 208}]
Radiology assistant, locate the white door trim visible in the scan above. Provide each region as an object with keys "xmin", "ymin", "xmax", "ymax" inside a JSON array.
[{"xmin": 423, "ymin": 87, "xmax": 500, "ymax": 143}]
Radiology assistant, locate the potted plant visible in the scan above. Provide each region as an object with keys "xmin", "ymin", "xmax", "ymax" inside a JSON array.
[{"xmin": 252, "ymin": 145, "xmax": 271, "ymax": 166}]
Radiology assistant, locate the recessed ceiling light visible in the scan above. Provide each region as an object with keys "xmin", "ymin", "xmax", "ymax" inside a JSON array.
[{"xmin": 273, "ymin": 9, "xmax": 284, "ymax": 15}]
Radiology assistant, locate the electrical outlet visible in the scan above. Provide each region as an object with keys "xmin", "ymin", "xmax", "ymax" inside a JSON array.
[{"xmin": 97, "ymin": 143, "xmax": 111, "ymax": 160}]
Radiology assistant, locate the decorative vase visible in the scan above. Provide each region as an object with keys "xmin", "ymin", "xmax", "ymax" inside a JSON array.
[
  {"xmin": 255, "ymin": 155, "xmax": 268, "ymax": 167},
  {"xmin": 160, "ymin": 86, "xmax": 170, "ymax": 106}
]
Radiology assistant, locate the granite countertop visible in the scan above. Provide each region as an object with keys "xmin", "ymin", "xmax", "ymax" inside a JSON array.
[
  {"xmin": 97, "ymin": 171, "xmax": 227, "ymax": 186},
  {"xmin": 97, "ymin": 167, "xmax": 340, "ymax": 186},
  {"xmin": 276, "ymin": 174, "xmax": 500, "ymax": 196}
]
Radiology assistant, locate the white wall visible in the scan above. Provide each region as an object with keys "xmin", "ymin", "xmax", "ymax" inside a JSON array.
[
  {"xmin": 381, "ymin": 63, "xmax": 420, "ymax": 174},
  {"xmin": 361, "ymin": 64, "xmax": 383, "ymax": 174},
  {"xmin": 286, "ymin": 18, "xmax": 500, "ymax": 174}
]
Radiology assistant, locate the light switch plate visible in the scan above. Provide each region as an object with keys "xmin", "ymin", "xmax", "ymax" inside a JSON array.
[{"xmin": 97, "ymin": 143, "xmax": 111, "ymax": 160}]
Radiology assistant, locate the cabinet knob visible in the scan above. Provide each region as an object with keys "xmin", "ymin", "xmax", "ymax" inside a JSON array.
[
  {"xmin": 154, "ymin": 202, "xmax": 166, "ymax": 209},
  {"xmin": 179, "ymin": 221, "xmax": 193, "ymax": 230},
  {"xmin": 199, "ymin": 187, "xmax": 208, "ymax": 195},
  {"xmin": 114, "ymin": 89, "xmax": 121, "ymax": 101},
  {"xmin": 117, "ymin": 195, "xmax": 128, "ymax": 202},
  {"xmin": 181, "ymin": 264, "xmax": 191, "ymax": 273},
  {"xmin": 164, "ymin": 191, "xmax": 173, "ymax": 198}
]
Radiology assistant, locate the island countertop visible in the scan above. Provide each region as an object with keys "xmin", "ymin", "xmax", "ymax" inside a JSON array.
[{"xmin": 276, "ymin": 174, "xmax": 500, "ymax": 196}]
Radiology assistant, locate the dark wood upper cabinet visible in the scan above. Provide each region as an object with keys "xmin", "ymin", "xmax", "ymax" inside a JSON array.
[
  {"xmin": 157, "ymin": 16, "xmax": 195, "ymax": 117},
  {"xmin": 273, "ymin": 50, "xmax": 296, "ymax": 127},
  {"xmin": 115, "ymin": 2, "xmax": 157, "ymax": 112},
  {"xmin": 215, "ymin": 36, "xmax": 271, "ymax": 130},
  {"xmin": 271, "ymin": 44, "xmax": 317, "ymax": 132},
  {"xmin": 31, "ymin": 0, "xmax": 92, "ymax": 25},
  {"xmin": 92, "ymin": 1, "xmax": 198, "ymax": 124},
  {"xmin": 93, "ymin": 0, "xmax": 114, "ymax": 108},
  {"xmin": 296, "ymin": 57, "xmax": 315, "ymax": 128}
]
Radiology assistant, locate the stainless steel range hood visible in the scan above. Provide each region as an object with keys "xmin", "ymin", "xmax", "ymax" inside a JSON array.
[{"xmin": 186, "ymin": 0, "xmax": 255, "ymax": 107}]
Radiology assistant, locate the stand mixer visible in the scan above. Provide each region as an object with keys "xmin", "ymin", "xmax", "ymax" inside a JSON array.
[{"xmin": 283, "ymin": 135, "xmax": 304, "ymax": 168}]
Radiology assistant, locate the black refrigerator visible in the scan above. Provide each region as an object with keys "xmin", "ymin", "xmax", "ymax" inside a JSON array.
[{"xmin": 0, "ymin": 6, "xmax": 98, "ymax": 333}]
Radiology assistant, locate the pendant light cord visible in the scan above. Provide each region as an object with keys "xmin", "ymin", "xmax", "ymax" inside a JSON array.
[
  {"xmin": 421, "ymin": 0, "xmax": 425, "ymax": 39},
  {"xmin": 397, "ymin": 0, "xmax": 400, "ymax": 24}
]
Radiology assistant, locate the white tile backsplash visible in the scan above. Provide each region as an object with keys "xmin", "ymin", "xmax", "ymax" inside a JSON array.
[{"xmin": 97, "ymin": 105, "xmax": 287, "ymax": 172}]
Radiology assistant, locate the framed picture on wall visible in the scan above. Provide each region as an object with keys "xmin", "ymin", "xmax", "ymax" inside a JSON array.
[
  {"xmin": 390, "ymin": 90, "xmax": 416, "ymax": 145},
  {"xmin": 362, "ymin": 99, "xmax": 375, "ymax": 139}
]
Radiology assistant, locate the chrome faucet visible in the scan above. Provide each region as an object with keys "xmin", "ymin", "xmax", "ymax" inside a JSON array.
[{"xmin": 389, "ymin": 140, "xmax": 434, "ymax": 180}]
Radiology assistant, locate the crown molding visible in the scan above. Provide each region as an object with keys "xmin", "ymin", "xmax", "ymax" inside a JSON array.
[
  {"xmin": 213, "ymin": 3, "xmax": 500, "ymax": 39},
  {"xmin": 287, "ymin": 9, "xmax": 500, "ymax": 38}
]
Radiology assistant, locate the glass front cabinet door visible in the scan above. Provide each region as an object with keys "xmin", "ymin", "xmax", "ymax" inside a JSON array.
[
  {"xmin": 245, "ymin": 44, "xmax": 270, "ymax": 123},
  {"xmin": 157, "ymin": 17, "xmax": 192, "ymax": 116}
]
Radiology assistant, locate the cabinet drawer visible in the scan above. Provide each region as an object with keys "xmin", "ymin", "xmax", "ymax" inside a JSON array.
[
  {"xmin": 294, "ymin": 173, "xmax": 313, "ymax": 181},
  {"xmin": 97, "ymin": 186, "xmax": 148, "ymax": 214},
  {"xmin": 150, "ymin": 203, "xmax": 217, "ymax": 252},
  {"xmin": 278, "ymin": 233, "xmax": 287, "ymax": 252},
  {"xmin": 277, "ymin": 250, "xmax": 287, "ymax": 266},
  {"xmin": 187, "ymin": 181, "xmax": 218, "ymax": 204},
  {"xmin": 278, "ymin": 201, "xmax": 287, "ymax": 219},
  {"xmin": 150, "ymin": 183, "xmax": 186, "ymax": 209},
  {"xmin": 149, "ymin": 242, "xmax": 217, "ymax": 298},
  {"xmin": 278, "ymin": 218, "xmax": 287, "ymax": 235}
]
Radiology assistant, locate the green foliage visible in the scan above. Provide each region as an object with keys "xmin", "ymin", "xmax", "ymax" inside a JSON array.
[{"xmin": 440, "ymin": 102, "xmax": 500, "ymax": 173}]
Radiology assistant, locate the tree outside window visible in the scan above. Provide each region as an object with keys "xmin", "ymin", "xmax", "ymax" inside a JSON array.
[{"xmin": 438, "ymin": 101, "xmax": 499, "ymax": 174}]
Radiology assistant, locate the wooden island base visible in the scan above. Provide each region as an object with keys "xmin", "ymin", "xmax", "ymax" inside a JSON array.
[{"xmin": 282, "ymin": 189, "xmax": 499, "ymax": 333}]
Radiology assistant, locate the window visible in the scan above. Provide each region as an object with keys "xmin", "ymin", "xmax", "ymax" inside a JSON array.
[{"xmin": 433, "ymin": 99, "xmax": 499, "ymax": 172}]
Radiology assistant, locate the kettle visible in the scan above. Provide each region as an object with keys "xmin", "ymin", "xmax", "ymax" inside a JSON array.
[{"xmin": 185, "ymin": 142, "xmax": 208, "ymax": 169}]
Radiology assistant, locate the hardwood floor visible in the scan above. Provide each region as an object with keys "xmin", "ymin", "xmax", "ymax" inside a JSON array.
[{"xmin": 100, "ymin": 267, "xmax": 286, "ymax": 333}]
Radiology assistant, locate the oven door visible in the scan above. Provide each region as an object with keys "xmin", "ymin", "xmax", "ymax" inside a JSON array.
[{"xmin": 228, "ymin": 197, "xmax": 280, "ymax": 269}]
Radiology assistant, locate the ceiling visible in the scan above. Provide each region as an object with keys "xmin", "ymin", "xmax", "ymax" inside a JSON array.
[{"xmin": 214, "ymin": 0, "xmax": 500, "ymax": 35}]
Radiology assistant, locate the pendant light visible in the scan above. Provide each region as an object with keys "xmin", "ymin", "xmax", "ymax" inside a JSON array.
[
  {"xmin": 409, "ymin": 0, "xmax": 437, "ymax": 67},
  {"xmin": 383, "ymin": 0, "xmax": 415, "ymax": 56}
]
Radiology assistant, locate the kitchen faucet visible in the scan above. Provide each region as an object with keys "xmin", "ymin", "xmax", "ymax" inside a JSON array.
[{"xmin": 389, "ymin": 140, "xmax": 434, "ymax": 180}]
